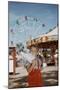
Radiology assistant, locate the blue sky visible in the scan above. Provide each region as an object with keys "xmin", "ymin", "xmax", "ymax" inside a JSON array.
[{"xmin": 8, "ymin": 2, "xmax": 58, "ymax": 46}]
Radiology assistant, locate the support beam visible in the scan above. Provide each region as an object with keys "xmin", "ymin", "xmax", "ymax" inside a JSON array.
[{"xmin": 12, "ymin": 47, "xmax": 16, "ymax": 75}]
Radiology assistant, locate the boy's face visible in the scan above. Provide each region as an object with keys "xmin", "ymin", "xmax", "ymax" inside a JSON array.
[{"xmin": 31, "ymin": 46, "xmax": 38, "ymax": 55}]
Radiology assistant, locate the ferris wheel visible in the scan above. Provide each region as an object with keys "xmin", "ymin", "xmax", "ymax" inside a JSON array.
[{"xmin": 10, "ymin": 16, "xmax": 45, "ymax": 46}]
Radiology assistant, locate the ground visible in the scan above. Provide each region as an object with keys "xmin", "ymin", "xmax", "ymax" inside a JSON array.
[
  {"xmin": 41, "ymin": 66, "xmax": 58, "ymax": 86},
  {"xmin": 8, "ymin": 66, "xmax": 58, "ymax": 89}
]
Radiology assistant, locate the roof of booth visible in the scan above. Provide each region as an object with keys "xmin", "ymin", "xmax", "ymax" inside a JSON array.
[
  {"xmin": 26, "ymin": 26, "xmax": 58, "ymax": 48},
  {"xmin": 9, "ymin": 43, "xmax": 16, "ymax": 48},
  {"xmin": 40, "ymin": 26, "xmax": 58, "ymax": 37}
]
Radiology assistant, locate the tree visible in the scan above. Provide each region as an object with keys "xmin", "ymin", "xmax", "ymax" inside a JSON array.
[{"xmin": 16, "ymin": 42, "xmax": 24, "ymax": 52}]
